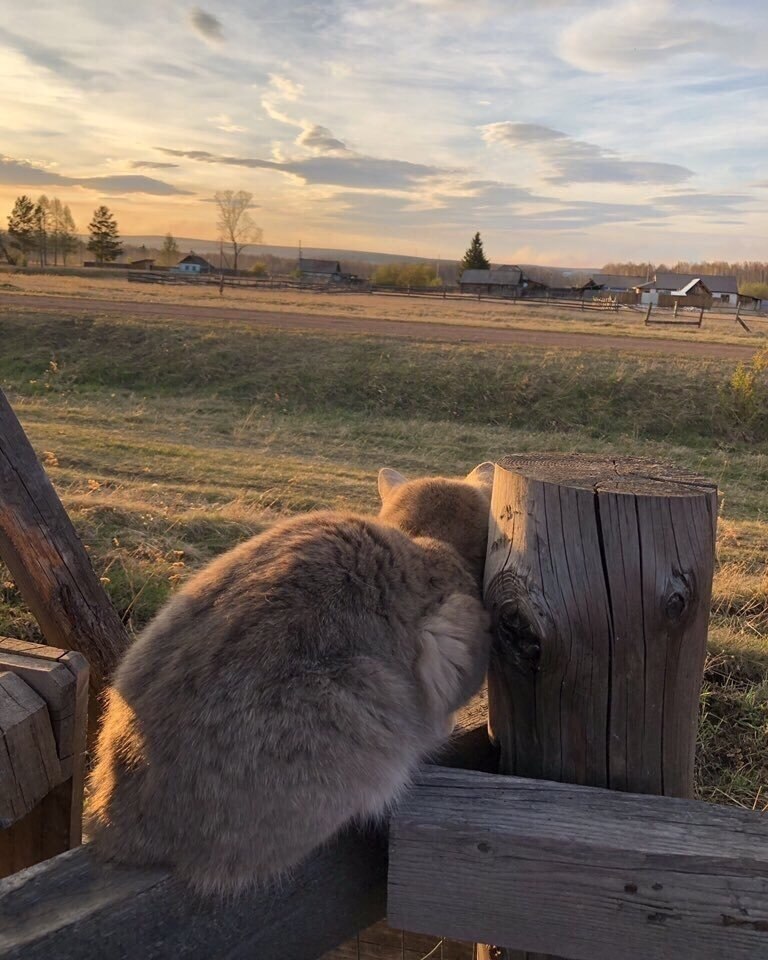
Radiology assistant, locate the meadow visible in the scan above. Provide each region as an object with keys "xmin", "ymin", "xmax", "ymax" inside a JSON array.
[{"xmin": 0, "ymin": 293, "xmax": 766, "ymax": 809}]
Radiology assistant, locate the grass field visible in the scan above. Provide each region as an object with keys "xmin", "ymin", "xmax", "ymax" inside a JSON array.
[
  {"xmin": 2, "ymin": 267, "xmax": 767, "ymax": 348},
  {"xmin": 1, "ymin": 294, "xmax": 766, "ymax": 809}
]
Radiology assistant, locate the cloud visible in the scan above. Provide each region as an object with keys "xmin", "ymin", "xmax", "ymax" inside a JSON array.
[
  {"xmin": 649, "ymin": 191, "xmax": 750, "ymax": 215},
  {"xmin": 260, "ymin": 73, "xmax": 304, "ymax": 125},
  {"xmin": 208, "ymin": 113, "xmax": 247, "ymax": 133},
  {"xmin": 158, "ymin": 147, "xmax": 442, "ymax": 189},
  {"xmin": 131, "ymin": 160, "xmax": 180, "ymax": 169},
  {"xmin": 188, "ymin": 7, "xmax": 224, "ymax": 45},
  {"xmin": 295, "ymin": 124, "xmax": 354, "ymax": 157},
  {"xmin": 268, "ymin": 74, "xmax": 303, "ymax": 100},
  {"xmin": 0, "ymin": 156, "xmax": 190, "ymax": 195},
  {"xmin": 0, "ymin": 26, "xmax": 108, "ymax": 87},
  {"xmin": 482, "ymin": 121, "xmax": 693, "ymax": 185},
  {"xmin": 560, "ymin": 1, "xmax": 764, "ymax": 75}
]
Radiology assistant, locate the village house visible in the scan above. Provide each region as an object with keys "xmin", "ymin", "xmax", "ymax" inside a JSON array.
[
  {"xmin": 174, "ymin": 253, "xmax": 215, "ymax": 275},
  {"xmin": 636, "ymin": 272, "xmax": 738, "ymax": 306},
  {"xmin": 298, "ymin": 258, "xmax": 343, "ymax": 281},
  {"xmin": 581, "ymin": 274, "xmax": 647, "ymax": 294},
  {"xmin": 459, "ymin": 266, "xmax": 543, "ymax": 297}
]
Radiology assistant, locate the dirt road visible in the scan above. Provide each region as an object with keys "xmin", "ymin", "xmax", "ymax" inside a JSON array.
[{"xmin": 0, "ymin": 291, "xmax": 756, "ymax": 360}]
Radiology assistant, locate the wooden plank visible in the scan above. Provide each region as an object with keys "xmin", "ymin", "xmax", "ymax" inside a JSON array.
[
  {"xmin": 0, "ymin": 673, "xmax": 59, "ymax": 825},
  {"xmin": 388, "ymin": 767, "xmax": 768, "ymax": 960},
  {"xmin": 0, "ymin": 388, "xmax": 129, "ymax": 735},
  {"xmin": 0, "ymin": 828, "xmax": 387, "ymax": 960},
  {"xmin": 0, "ymin": 695, "xmax": 488, "ymax": 959}
]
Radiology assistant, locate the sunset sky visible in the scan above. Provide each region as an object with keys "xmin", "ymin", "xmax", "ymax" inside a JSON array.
[{"xmin": 1, "ymin": 0, "xmax": 767, "ymax": 265}]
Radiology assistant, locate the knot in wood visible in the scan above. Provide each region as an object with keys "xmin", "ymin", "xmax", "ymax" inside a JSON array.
[
  {"xmin": 495, "ymin": 602, "xmax": 541, "ymax": 670},
  {"xmin": 665, "ymin": 591, "xmax": 686, "ymax": 621}
]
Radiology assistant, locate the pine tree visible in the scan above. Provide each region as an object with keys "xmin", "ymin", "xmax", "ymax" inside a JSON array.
[
  {"xmin": 460, "ymin": 231, "xmax": 490, "ymax": 271},
  {"xmin": 7, "ymin": 195, "xmax": 39, "ymax": 263},
  {"xmin": 160, "ymin": 232, "xmax": 180, "ymax": 266},
  {"xmin": 87, "ymin": 206, "xmax": 122, "ymax": 263}
]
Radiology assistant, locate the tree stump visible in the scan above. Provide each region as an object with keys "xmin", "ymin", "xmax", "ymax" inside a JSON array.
[{"xmin": 479, "ymin": 454, "xmax": 717, "ymax": 960}]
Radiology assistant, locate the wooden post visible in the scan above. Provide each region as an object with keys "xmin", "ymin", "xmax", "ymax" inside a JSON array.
[
  {"xmin": 0, "ymin": 389, "xmax": 130, "ymax": 735},
  {"xmin": 0, "ymin": 638, "xmax": 88, "ymax": 877},
  {"xmin": 699, "ymin": 306, "xmax": 705, "ymax": 327},
  {"xmin": 478, "ymin": 454, "xmax": 717, "ymax": 960},
  {"xmin": 673, "ymin": 300, "xmax": 679, "ymax": 318},
  {"xmin": 644, "ymin": 302, "xmax": 652, "ymax": 324}
]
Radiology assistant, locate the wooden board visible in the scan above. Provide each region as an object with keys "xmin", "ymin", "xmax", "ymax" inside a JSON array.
[{"xmin": 388, "ymin": 767, "xmax": 768, "ymax": 960}]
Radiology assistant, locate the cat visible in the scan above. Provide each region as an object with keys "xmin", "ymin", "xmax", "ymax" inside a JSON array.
[{"xmin": 87, "ymin": 463, "xmax": 494, "ymax": 896}]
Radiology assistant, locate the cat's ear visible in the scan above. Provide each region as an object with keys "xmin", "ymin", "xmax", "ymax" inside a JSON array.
[
  {"xmin": 466, "ymin": 461, "xmax": 495, "ymax": 487},
  {"xmin": 378, "ymin": 467, "xmax": 407, "ymax": 501}
]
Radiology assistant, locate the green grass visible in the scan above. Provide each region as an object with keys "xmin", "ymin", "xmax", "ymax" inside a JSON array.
[{"xmin": 1, "ymin": 304, "xmax": 766, "ymax": 806}]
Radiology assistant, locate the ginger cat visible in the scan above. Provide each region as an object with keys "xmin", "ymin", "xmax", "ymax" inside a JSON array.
[{"xmin": 88, "ymin": 464, "xmax": 494, "ymax": 895}]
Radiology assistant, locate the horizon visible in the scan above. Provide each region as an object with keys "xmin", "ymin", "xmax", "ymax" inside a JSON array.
[{"xmin": 2, "ymin": 1, "xmax": 767, "ymax": 266}]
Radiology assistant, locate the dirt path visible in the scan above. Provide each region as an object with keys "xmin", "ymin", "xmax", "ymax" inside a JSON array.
[{"xmin": 0, "ymin": 291, "xmax": 755, "ymax": 360}]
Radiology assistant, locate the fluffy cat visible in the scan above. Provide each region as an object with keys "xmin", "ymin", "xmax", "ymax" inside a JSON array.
[{"xmin": 87, "ymin": 463, "xmax": 494, "ymax": 895}]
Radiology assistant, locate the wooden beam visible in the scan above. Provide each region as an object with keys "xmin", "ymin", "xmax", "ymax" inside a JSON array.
[
  {"xmin": 388, "ymin": 767, "xmax": 768, "ymax": 960},
  {"xmin": 0, "ymin": 694, "xmax": 490, "ymax": 959},
  {"xmin": 0, "ymin": 388, "xmax": 129, "ymax": 733}
]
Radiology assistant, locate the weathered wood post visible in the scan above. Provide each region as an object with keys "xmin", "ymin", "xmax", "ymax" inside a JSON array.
[
  {"xmin": 0, "ymin": 388, "xmax": 131, "ymax": 737},
  {"xmin": 479, "ymin": 454, "xmax": 717, "ymax": 960}
]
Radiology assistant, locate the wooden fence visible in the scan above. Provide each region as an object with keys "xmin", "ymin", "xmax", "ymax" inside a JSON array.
[{"xmin": 1, "ymin": 391, "xmax": 767, "ymax": 959}]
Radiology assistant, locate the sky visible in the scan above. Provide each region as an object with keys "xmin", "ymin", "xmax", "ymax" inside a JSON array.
[{"xmin": 1, "ymin": 0, "xmax": 767, "ymax": 266}]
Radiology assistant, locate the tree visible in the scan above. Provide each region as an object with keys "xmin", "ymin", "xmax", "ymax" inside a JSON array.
[
  {"xmin": 87, "ymin": 206, "xmax": 122, "ymax": 263},
  {"xmin": 7, "ymin": 195, "xmax": 39, "ymax": 264},
  {"xmin": 55, "ymin": 202, "xmax": 79, "ymax": 265},
  {"xmin": 214, "ymin": 190, "xmax": 262, "ymax": 273},
  {"xmin": 460, "ymin": 231, "xmax": 490, "ymax": 272},
  {"xmin": 35, "ymin": 195, "xmax": 51, "ymax": 266},
  {"xmin": 159, "ymin": 232, "xmax": 180, "ymax": 267}
]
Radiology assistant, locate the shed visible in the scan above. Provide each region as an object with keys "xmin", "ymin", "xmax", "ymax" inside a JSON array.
[
  {"xmin": 583, "ymin": 274, "xmax": 646, "ymax": 293},
  {"xmin": 299, "ymin": 258, "xmax": 342, "ymax": 280},
  {"xmin": 459, "ymin": 266, "xmax": 541, "ymax": 297}
]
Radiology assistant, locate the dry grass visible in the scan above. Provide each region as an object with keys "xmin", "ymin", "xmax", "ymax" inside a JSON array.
[
  {"xmin": 0, "ymin": 300, "xmax": 765, "ymax": 806},
  {"xmin": 2, "ymin": 268, "xmax": 767, "ymax": 348}
]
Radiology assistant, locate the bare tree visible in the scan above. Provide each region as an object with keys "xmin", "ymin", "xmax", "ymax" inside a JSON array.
[{"xmin": 214, "ymin": 190, "xmax": 262, "ymax": 273}]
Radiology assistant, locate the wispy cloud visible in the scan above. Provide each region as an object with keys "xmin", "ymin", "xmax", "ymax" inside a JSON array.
[
  {"xmin": 0, "ymin": 156, "xmax": 190, "ymax": 195},
  {"xmin": 0, "ymin": 26, "xmax": 108, "ymax": 87},
  {"xmin": 482, "ymin": 121, "xmax": 693, "ymax": 185},
  {"xmin": 158, "ymin": 147, "xmax": 443, "ymax": 190},
  {"xmin": 131, "ymin": 160, "xmax": 180, "ymax": 170}
]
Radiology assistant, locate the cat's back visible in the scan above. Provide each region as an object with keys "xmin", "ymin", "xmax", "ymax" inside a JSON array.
[{"xmin": 115, "ymin": 509, "xmax": 451, "ymax": 695}]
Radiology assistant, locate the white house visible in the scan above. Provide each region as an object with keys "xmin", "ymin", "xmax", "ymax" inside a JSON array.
[
  {"xmin": 637, "ymin": 272, "xmax": 739, "ymax": 306},
  {"xmin": 174, "ymin": 253, "xmax": 215, "ymax": 275}
]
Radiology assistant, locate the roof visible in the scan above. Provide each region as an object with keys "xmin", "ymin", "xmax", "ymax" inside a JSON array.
[
  {"xmin": 589, "ymin": 274, "xmax": 646, "ymax": 291},
  {"xmin": 639, "ymin": 272, "xmax": 738, "ymax": 295},
  {"xmin": 670, "ymin": 278, "xmax": 712, "ymax": 296},
  {"xmin": 178, "ymin": 254, "xmax": 214, "ymax": 267},
  {"xmin": 299, "ymin": 258, "xmax": 341, "ymax": 274},
  {"xmin": 460, "ymin": 267, "xmax": 523, "ymax": 285}
]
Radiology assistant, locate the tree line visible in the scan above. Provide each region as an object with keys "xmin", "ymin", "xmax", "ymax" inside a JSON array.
[{"xmin": 0, "ymin": 195, "xmax": 126, "ymax": 266}]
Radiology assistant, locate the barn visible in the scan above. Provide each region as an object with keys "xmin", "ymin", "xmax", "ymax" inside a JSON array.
[
  {"xmin": 299, "ymin": 258, "xmax": 343, "ymax": 281},
  {"xmin": 459, "ymin": 266, "xmax": 542, "ymax": 297}
]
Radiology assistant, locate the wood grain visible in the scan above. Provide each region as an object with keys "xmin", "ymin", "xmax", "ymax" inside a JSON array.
[
  {"xmin": 0, "ymin": 639, "xmax": 88, "ymax": 877},
  {"xmin": 0, "ymin": 388, "xmax": 129, "ymax": 733},
  {"xmin": 388, "ymin": 767, "xmax": 768, "ymax": 960},
  {"xmin": 477, "ymin": 454, "xmax": 718, "ymax": 960}
]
